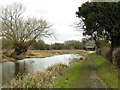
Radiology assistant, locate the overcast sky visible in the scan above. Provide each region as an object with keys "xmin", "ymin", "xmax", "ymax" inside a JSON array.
[{"xmin": 0, "ymin": 0, "xmax": 89, "ymax": 44}]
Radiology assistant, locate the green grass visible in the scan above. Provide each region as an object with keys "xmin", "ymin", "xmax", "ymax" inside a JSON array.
[
  {"xmin": 51, "ymin": 53, "xmax": 119, "ymax": 88},
  {"xmin": 91, "ymin": 54, "xmax": 118, "ymax": 88},
  {"xmin": 51, "ymin": 59, "xmax": 91, "ymax": 88}
]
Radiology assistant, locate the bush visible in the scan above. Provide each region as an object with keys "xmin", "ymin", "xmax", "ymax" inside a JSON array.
[
  {"xmin": 96, "ymin": 46, "xmax": 120, "ymax": 68},
  {"xmin": 112, "ymin": 48, "xmax": 120, "ymax": 68},
  {"xmin": 96, "ymin": 47, "xmax": 110, "ymax": 59},
  {"xmin": 6, "ymin": 64, "xmax": 68, "ymax": 88}
]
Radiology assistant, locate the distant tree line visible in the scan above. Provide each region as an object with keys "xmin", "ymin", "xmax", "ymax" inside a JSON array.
[
  {"xmin": 51, "ymin": 40, "xmax": 84, "ymax": 50},
  {"xmin": 1, "ymin": 38, "xmax": 84, "ymax": 50},
  {"xmin": 1, "ymin": 37, "xmax": 110, "ymax": 50}
]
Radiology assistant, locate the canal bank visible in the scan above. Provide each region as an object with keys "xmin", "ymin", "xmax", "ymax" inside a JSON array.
[{"xmin": 1, "ymin": 54, "xmax": 82, "ymax": 88}]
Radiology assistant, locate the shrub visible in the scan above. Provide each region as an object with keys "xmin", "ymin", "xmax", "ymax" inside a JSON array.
[
  {"xmin": 96, "ymin": 48, "xmax": 101, "ymax": 55},
  {"xmin": 6, "ymin": 64, "xmax": 68, "ymax": 88},
  {"xmin": 96, "ymin": 47, "xmax": 110, "ymax": 59}
]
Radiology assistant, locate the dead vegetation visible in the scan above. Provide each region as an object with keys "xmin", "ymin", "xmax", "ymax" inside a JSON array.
[
  {"xmin": 6, "ymin": 64, "xmax": 68, "ymax": 88},
  {"xmin": 1, "ymin": 50, "xmax": 87, "ymax": 62},
  {"xmin": 5, "ymin": 55, "xmax": 84, "ymax": 88}
]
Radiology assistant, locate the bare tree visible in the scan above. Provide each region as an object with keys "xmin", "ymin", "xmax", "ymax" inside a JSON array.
[{"xmin": 1, "ymin": 3, "xmax": 53, "ymax": 58}]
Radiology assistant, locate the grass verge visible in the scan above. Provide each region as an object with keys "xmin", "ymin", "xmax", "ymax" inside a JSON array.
[
  {"xmin": 91, "ymin": 53, "xmax": 118, "ymax": 88},
  {"xmin": 51, "ymin": 58, "xmax": 91, "ymax": 88}
]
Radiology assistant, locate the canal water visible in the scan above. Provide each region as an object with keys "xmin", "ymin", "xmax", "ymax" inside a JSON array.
[{"xmin": 0, "ymin": 54, "xmax": 81, "ymax": 86}]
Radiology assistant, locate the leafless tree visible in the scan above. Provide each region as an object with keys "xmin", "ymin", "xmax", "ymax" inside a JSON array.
[{"xmin": 1, "ymin": 3, "xmax": 53, "ymax": 58}]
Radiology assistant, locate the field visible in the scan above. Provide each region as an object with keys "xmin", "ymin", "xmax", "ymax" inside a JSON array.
[{"xmin": 1, "ymin": 50, "xmax": 87, "ymax": 62}]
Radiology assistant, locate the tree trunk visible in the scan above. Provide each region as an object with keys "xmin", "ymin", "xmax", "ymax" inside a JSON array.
[
  {"xmin": 10, "ymin": 41, "xmax": 33, "ymax": 59},
  {"xmin": 110, "ymin": 35, "xmax": 120, "ymax": 65},
  {"xmin": 108, "ymin": 46, "xmax": 114, "ymax": 62},
  {"xmin": 10, "ymin": 47, "xmax": 27, "ymax": 59}
]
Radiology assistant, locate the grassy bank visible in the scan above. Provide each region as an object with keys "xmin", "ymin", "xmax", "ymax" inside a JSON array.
[
  {"xmin": 5, "ymin": 64, "xmax": 68, "ymax": 88},
  {"xmin": 91, "ymin": 54, "xmax": 118, "ymax": 88},
  {"xmin": 51, "ymin": 53, "xmax": 119, "ymax": 88},
  {"xmin": 1, "ymin": 50, "xmax": 87, "ymax": 62},
  {"xmin": 51, "ymin": 58, "xmax": 91, "ymax": 88},
  {"xmin": 4, "ymin": 51, "xmax": 118, "ymax": 88},
  {"xmin": 5, "ymin": 56, "xmax": 86, "ymax": 88}
]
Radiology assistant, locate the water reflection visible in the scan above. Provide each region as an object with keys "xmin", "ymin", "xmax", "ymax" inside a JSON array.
[{"xmin": 0, "ymin": 54, "xmax": 81, "ymax": 85}]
